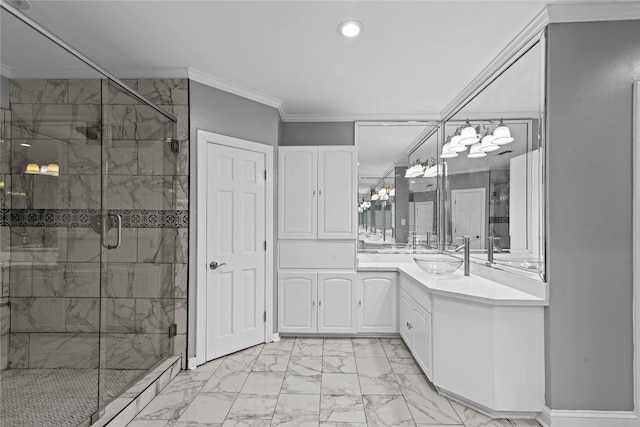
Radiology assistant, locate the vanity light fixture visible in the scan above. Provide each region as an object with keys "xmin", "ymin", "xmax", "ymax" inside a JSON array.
[
  {"xmin": 479, "ymin": 129, "xmax": 500, "ymax": 152},
  {"xmin": 467, "ymin": 142, "xmax": 487, "ymax": 158},
  {"xmin": 337, "ymin": 20, "xmax": 363, "ymax": 38},
  {"xmin": 24, "ymin": 162, "xmax": 60, "ymax": 176},
  {"xmin": 47, "ymin": 163, "xmax": 60, "ymax": 175},
  {"xmin": 20, "ymin": 143, "xmax": 31, "ymax": 147},
  {"xmin": 459, "ymin": 120, "xmax": 480, "ymax": 146},
  {"xmin": 440, "ymin": 137, "xmax": 458, "ymax": 159},
  {"xmin": 371, "ymin": 193, "xmax": 379, "ymax": 201},
  {"xmin": 492, "ymin": 120, "xmax": 514, "ymax": 145}
]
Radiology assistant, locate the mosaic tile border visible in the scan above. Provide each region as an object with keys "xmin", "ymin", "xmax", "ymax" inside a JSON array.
[{"xmin": 0, "ymin": 208, "xmax": 188, "ymax": 228}]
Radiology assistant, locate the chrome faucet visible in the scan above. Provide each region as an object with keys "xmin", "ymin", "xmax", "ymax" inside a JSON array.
[
  {"xmin": 487, "ymin": 236, "xmax": 502, "ymax": 264},
  {"xmin": 454, "ymin": 236, "xmax": 471, "ymax": 276},
  {"xmin": 408, "ymin": 231, "xmax": 417, "ymax": 252}
]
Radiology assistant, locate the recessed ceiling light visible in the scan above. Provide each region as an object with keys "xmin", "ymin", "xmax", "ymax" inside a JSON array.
[
  {"xmin": 6, "ymin": 0, "xmax": 31, "ymax": 10},
  {"xmin": 337, "ymin": 20, "xmax": 363, "ymax": 38}
]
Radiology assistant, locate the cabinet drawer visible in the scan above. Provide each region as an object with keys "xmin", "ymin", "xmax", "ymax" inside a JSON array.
[
  {"xmin": 279, "ymin": 241, "xmax": 356, "ymax": 269},
  {"xmin": 398, "ymin": 273, "xmax": 412, "ymax": 295},
  {"xmin": 412, "ymin": 282, "xmax": 432, "ymax": 312}
]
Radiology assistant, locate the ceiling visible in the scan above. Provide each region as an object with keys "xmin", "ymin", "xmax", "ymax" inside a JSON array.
[{"xmin": 0, "ymin": 0, "xmax": 556, "ymax": 121}]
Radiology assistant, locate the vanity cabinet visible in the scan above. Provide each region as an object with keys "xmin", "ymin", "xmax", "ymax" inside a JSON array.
[
  {"xmin": 398, "ymin": 274, "xmax": 433, "ymax": 379},
  {"xmin": 278, "ymin": 146, "xmax": 357, "ymax": 240},
  {"xmin": 357, "ymin": 272, "xmax": 397, "ymax": 333},
  {"xmin": 278, "ymin": 271, "xmax": 357, "ymax": 334}
]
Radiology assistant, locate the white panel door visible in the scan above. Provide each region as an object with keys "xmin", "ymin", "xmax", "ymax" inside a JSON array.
[
  {"xmin": 318, "ymin": 272, "xmax": 357, "ymax": 333},
  {"xmin": 398, "ymin": 288, "xmax": 413, "ymax": 347},
  {"xmin": 318, "ymin": 147, "xmax": 357, "ymax": 239},
  {"xmin": 412, "ymin": 302, "xmax": 432, "ymax": 379},
  {"xmin": 206, "ymin": 143, "xmax": 266, "ymax": 361},
  {"xmin": 452, "ymin": 188, "xmax": 486, "ymax": 250},
  {"xmin": 278, "ymin": 147, "xmax": 317, "ymax": 239},
  {"xmin": 358, "ymin": 272, "xmax": 397, "ymax": 333},
  {"xmin": 278, "ymin": 271, "xmax": 317, "ymax": 333}
]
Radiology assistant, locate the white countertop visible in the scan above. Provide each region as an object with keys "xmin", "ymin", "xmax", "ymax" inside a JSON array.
[{"xmin": 358, "ymin": 254, "xmax": 548, "ymax": 307}]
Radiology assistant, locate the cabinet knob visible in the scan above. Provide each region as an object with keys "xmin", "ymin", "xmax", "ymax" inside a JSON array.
[
  {"xmin": 406, "ymin": 322, "xmax": 413, "ymax": 329},
  {"xmin": 318, "ymin": 301, "xmax": 322, "ymax": 306},
  {"xmin": 318, "ymin": 189, "xmax": 322, "ymax": 196},
  {"xmin": 312, "ymin": 190, "xmax": 316, "ymax": 196},
  {"xmin": 358, "ymin": 301, "xmax": 362, "ymax": 306},
  {"xmin": 312, "ymin": 301, "xmax": 316, "ymax": 306}
]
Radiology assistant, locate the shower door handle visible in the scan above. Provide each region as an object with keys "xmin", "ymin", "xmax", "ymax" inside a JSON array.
[{"xmin": 105, "ymin": 214, "xmax": 122, "ymax": 250}]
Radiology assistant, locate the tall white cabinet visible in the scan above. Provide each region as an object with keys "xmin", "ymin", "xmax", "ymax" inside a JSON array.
[
  {"xmin": 278, "ymin": 146, "xmax": 357, "ymax": 240},
  {"xmin": 278, "ymin": 146, "xmax": 358, "ymax": 335}
]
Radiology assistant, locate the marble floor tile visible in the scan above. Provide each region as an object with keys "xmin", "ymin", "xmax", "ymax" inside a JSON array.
[
  {"xmin": 287, "ymin": 356, "xmax": 323, "ymax": 376},
  {"xmin": 261, "ymin": 338, "xmax": 295, "ymax": 355},
  {"xmin": 509, "ymin": 419, "xmax": 542, "ymax": 427},
  {"xmin": 201, "ymin": 370, "xmax": 249, "ymax": 394},
  {"xmin": 293, "ymin": 338, "xmax": 324, "ymax": 357},
  {"xmin": 358, "ymin": 372, "xmax": 402, "ymax": 395},
  {"xmin": 450, "ymin": 401, "xmax": 512, "ymax": 427},
  {"xmin": 221, "ymin": 420, "xmax": 271, "ymax": 427},
  {"xmin": 362, "ymin": 394, "xmax": 416, "ymax": 427},
  {"xmin": 321, "ymin": 373, "xmax": 362, "ymax": 396},
  {"xmin": 239, "ymin": 371, "xmax": 285, "ymax": 396},
  {"xmin": 323, "ymin": 356, "xmax": 358, "ymax": 374},
  {"xmin": 323, "ymin": 340, "xmax": 354, "ymax": 357},
  {"xmin": 320, "ymin": 395, "xmax": 367, "ymax": 424},
  {"xmin": 128, "ymin": 421, "xmax": 178, "ymax": 426},
  {"xmin": 234, "ymin": 344, "xmax": 264, "ymax": 357},
  {"xmin": 389, "ymin": 358, "xmax": 423, "ymax": 375},
  {"xmin": 176, "ymin": 392, "xmax": 235, "ymax": 424},
  {"xmin": 281, "ymin": 373, "xmax": 322, "ymax": 394},
  {"xmin": 136, "ymin": 372, "xmax": 211, "ymax": 420},
  {"xmin": 271, "ymin": 416, "xmax": 319, "ymax": 427},
  {"xmin": 197, "ymin": 357, "xmax": 225, "ymax": 372},
  {"xmin": 352, "ymin": 341, "xmax": 386, "ymax": 358},
  {"xmin": 395, "ymin": 374, "xmax": 461, "ymax": 425},
  {"xmin": 226, "ymin": 395, "xmax": 278, "ymax": 420},
  {"xmin": 272, "ymin": 393, "xmax": 320, "ymax": 424},
  {"xmin": 252, "ymin": 353, "xmax": 290, "ymax": 372},
  {"xmin": 380, "ymin": 340, "xmax": 413, "ymax": 359},
  {"xmin": 320, "ymin": 423, "xmax": 367, "ymax": 427},
  {"xmin": 354, "ymin": 357, "xmax": 392, "ymax": 375}
]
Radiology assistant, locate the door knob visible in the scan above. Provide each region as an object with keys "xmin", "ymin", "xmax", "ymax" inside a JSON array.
[{"xmin": 209, "ymin": 261, "xmax": 227, "ymax": 270}]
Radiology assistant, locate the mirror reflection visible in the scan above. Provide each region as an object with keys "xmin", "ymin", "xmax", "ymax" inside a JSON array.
[
  {"xmin": 356, "ymin": 122, "xmax": 438, "ymax": 252},
  {"xmin": 442, "ymin": 38, "xmax": 545, "ymax": 277}
]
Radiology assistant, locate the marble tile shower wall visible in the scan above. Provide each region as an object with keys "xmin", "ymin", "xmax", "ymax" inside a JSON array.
[
  {"xmin": 0, "ymin": 78, "xmax": 189, "ymax": 371},
  {"xmin": 1, "ymin": 108, "xmax": 11, "ymax": 370}
]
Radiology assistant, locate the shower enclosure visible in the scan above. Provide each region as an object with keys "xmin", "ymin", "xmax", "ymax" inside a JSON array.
[{"xmin": 1, "ymin": 4, "xmax": 187, "ymax": 426}]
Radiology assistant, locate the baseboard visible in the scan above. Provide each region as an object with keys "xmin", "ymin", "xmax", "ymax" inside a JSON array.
[
  {"xmin": 187, "ymin": 357, "xmax": 198, "ymax": 370},
  {"xmin": 271, "ymin": 333, "xmax": 280, "ymax": 342},
  {"xmin": 539, "ymin": 406, "xmax": 640, "ymax": 427}
]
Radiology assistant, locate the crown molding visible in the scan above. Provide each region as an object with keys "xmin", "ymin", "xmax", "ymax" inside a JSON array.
[
  {"xmin": 187, "ymin": 67, "xmax": 284, "ymax": 113},
  {"xmin": 282, "ymin": 112, "xmax": 441, "ymax": 123},
  {"xmin": 440, "ymin": 7, "xmax": 549, "ymax": 122},
  {"xmin": 103, "ymin": 67, "xmax": 189, "ymax": 79},
  {"xmin": 547, "ymin": 1, "xmax": 640, "ymax": 23}
]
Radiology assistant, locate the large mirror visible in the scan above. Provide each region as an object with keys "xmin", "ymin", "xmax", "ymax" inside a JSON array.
[
  {"xmin": 441, "ymin": 35, "xmax": 545, "ymax": 279},
  {"xmin": 356, "ymin": 122, "xmax": 439, "ymax": 252}
]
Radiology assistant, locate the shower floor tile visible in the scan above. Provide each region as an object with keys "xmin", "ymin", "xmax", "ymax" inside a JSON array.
[{"xmin": 0, "ymin": 368, "xmax": 145, "ymax": 427}]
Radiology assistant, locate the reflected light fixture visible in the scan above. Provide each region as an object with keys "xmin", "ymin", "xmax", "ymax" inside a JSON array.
[
  {"xmin": 47, "ymin": 163, "xmax": 60, "ymax": 175},
  {"xmin": 467, "ymin": 142, "xmax": 487, "ymax": 158},
  {"xmin": 20, "ymin": 143, "xmax": 31, "ymax": 147},
  {"xmin": 479, "ymin": 130, "xmax": 500, "ymax": 152},
  {"xmin": 449, "ymin": 130, "xmax": 467, "ymax": 152},
  {"xmin": 492, "ymin": 120, "xmax": 514, "ymax": 145},
  {"xmin": 440, "ymin": 137, "xmax": 458, "ymax": 159},
  {"xmin": 25, "ymin": 163, "xmax": 39, "ymax": 174},
  {"xmin": 337, "ymin": 20, "xmax": 363, "ymax": 38}
]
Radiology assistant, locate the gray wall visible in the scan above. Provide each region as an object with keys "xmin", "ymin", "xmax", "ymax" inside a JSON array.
[
  {"xmin": 545, "ymin": 20, "xmax": 640, "ymax": 411},
  {"xmin": 280, "ymin": 122, "xmax": 354, "ymax": 146},
  {"xmin": 1, "ymin": 75, "xmax": 9, "ymax": 109},
  {"xmin": 188, "ymin": 81, "xmax": 281, "ymax": 357}
]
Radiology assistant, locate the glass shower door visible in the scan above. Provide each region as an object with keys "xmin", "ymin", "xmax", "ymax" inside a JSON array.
[{"xmin": 98, "ymin": 78, "xmax": 177, "ymax": 414}]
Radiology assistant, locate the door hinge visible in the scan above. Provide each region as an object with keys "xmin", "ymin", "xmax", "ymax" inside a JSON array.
[
  {"xmin": 264, "ymin": 240, "xmax": 267, "ymax": 251},
  {"xmin": 263, "ymin": 311, "xmax": 267, "ymax": 322},
  {"xmin": 264, "ymin": 170, "xmax": 267, "ymax": 180},
  {"xmin": 169, "ymin": 323, "xmax": 178, "ymax": 338}
]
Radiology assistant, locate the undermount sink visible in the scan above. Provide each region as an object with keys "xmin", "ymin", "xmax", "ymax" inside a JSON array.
[{"xmin": 414, "ymin": 254, "xmax": 463, "ymax": 276}]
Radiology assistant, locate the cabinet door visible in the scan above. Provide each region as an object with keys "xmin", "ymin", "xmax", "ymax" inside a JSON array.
[
  {"xmin": 318, "ymin": 272, "xmax": 357, "ymax": 333},
  {"xmin": 412, "ymin": 303, "xmax": 432, "ymax": 379},
  {"xmin": 398, "ymin": 288, "xmax": 413, "ymax": 347},
  {"xmin": 317, "ymin": 147, "xmax": 356, "ymax": 239},
  {"xmin": 278, "ymin": 147, "xmax": 317, "ymax": 239},
  {"xmin": 358, "ymin": 272, "xmax": 397, "ymax": 333},
  {"xmin": 278, "ymin": 272, "xmax": 317, "ymax": 333}
]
